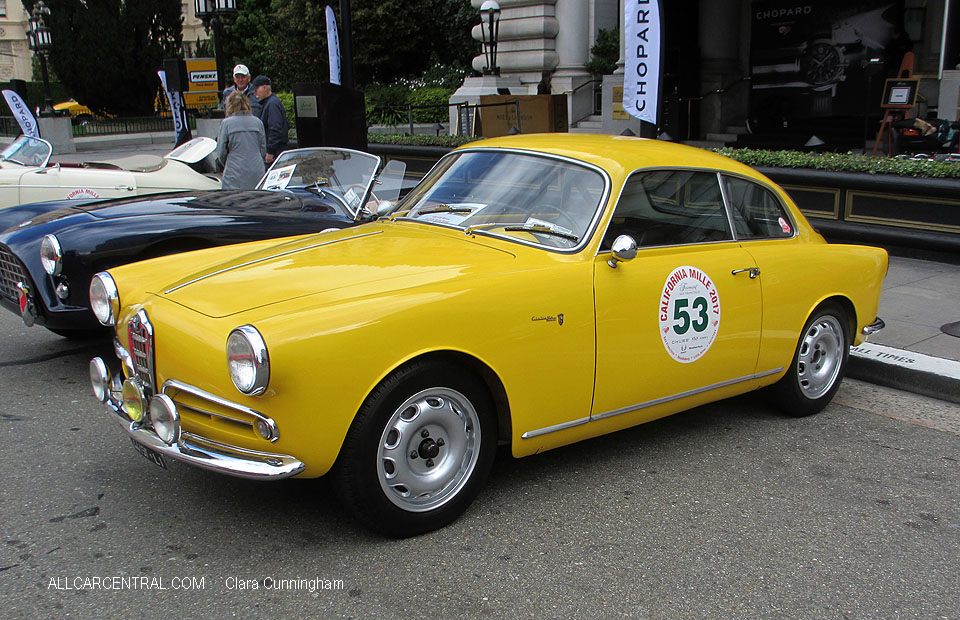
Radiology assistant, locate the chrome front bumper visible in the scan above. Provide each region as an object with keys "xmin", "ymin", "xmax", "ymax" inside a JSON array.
[{"xmin": 94, "ymin": 357, "xmax": 305, "ymax": 481}]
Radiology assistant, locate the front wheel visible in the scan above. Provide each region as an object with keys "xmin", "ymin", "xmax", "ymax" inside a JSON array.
[
  {"xmin": 332, "ymin": 361, "xmax": 497, "ymax": 537},
  {"xmin": 769, "ymin": 303, "xmax": 850, "ymax": 417}
]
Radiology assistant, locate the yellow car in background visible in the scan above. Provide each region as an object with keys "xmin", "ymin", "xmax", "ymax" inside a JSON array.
[
  {"xmin": 89, "ymin": 134, "xmax": 888, "ymax": 537},
  {"xmin": 53, "ymin": 100, "xmax": 95, "ymax": 118}
]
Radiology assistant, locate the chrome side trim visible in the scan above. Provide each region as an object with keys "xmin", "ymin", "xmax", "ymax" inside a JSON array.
[
  {"xmin": 161, "ymin": 379, "xmax": 279, "ymax": 442},
  {"xmin": 862, "ymin": 317, "xmax": 885, "ymax": 335},
  {"xmin": 163, "ymin": 230, "xmax": 384, "ymax": 294},
  {"xmin": 520, "ymin": 415, "xmax": 591, "ymax": 440},
  {"xmin": 521, "ymin": 368, "xmax": 784, "ymax": 439}
]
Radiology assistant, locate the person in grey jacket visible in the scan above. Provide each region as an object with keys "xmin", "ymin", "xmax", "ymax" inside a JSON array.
[
  {"xmin": 215, "ymin": 90, "xmax": 266, "ymax": 190},
  {"xmin": 251, "ymin": 75, "xmax": 289, "ymax": 164}
]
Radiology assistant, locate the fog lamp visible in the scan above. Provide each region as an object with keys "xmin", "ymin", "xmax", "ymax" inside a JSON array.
[
  {"xmin": 121, "ymin": 377, "xmax": 146, "ymax": 422},
  {"xmin": 149, "ymin": 394, "xmax": 180, "ymax": 445},
  {"xmin": 255, "ymin": 418, "xmax": 278, "ymax": 441},
  {"xmin": 89, "ymin": 357, "xmax": 111, "ymax": 403}
]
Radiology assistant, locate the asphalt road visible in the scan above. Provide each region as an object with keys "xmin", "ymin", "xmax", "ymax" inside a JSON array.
[{"xmin": 1, "ymin": 309, "xmax": 958, "ymax": 620}]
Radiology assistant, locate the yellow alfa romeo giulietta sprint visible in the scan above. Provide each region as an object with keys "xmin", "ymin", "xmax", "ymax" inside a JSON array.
[{"xmin": 89, "ymin": 134, "xmax": 887, "ymax": 537}]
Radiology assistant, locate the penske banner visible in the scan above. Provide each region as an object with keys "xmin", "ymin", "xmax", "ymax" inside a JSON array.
[
  {"xmin": 326, "ymin": 5, "xmax": 341, "ymax": 86},
  {"xmin": 623, "ymin": 0, "xmax": 662, "ymax": 125},
  {"xmin": 2, "ymin": 90, "xmax": 40, "ymax": 138}
]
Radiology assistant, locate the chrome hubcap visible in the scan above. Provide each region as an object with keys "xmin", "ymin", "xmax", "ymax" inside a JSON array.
[
  {"xmin": 796, "ymin": 315, "xmax": 844, "ymax": 399},
  {"xmin": 377, "ymin": 387, "xmax": 480, "ymax": 512}
]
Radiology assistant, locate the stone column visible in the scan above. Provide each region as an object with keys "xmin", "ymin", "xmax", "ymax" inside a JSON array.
[{"xmin": 552, "ymin": 0, "xmax": 593, "ymax": 124}]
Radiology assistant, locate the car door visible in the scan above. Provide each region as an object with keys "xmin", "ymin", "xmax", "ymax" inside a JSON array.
[
  {"xmin": 18, "ymin": 165, "xmax": 137, "ymax": 205},
  {"xmin": 592, "ymin": 169, "xmax": 764, "ymax": 427}
]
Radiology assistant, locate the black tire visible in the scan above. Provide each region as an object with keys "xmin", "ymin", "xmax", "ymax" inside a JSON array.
[
  {"xmin": 332, "ymin": 360, "xmax": 497, "ymax": 538},
  {"xmin": 45, "ymin": 326, "xmax": 109, "ymax": 340},
  {"xmin": 769, "ymin": 302, "xmax": 850, "ymax": 417}
]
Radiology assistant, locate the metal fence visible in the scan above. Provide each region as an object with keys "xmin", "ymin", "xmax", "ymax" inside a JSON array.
[{"xmin": 0, "ymin": 115, "xmax": 196, "ymax": 138}]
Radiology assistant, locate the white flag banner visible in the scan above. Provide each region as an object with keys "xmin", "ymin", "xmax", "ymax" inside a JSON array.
[
  {"xmin": 157, "ymin": 70, "xmax": 192, "ymax": 146},
  {"xmin": 623, "ymin": 0, "xmax": 662, "ymax": 125},
  {"xmin": 2, "ymin": 90, "xmax": 41, "ymax": 138},
  {"xmin": 326, "ymin": 5, "xmax": 341, "ymax": 86}
]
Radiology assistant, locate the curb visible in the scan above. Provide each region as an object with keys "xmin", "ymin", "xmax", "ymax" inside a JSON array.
[{"xmin": 848, "ymin": 342, "xmax": 960, "ymax": 405}]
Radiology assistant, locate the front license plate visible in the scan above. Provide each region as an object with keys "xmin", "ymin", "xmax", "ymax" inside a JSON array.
[{"xmin": 131, "ymin": 438, "xmax": 167, "ymax": 470}]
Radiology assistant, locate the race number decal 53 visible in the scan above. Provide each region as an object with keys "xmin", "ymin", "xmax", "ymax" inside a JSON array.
[{"xmin": 659, "ymin": 266, "xmax": 721, "ymax": 363}]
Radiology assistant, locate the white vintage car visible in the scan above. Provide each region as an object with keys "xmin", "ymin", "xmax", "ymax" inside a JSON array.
[{"xmin": 0, "ymin": 135, "xmax": 221, "ymax": 210}]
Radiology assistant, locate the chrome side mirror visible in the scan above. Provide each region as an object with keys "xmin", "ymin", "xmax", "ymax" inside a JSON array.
[{"xmin": 607, "ymin": 234, "xmax": 638, "ymax": 268}]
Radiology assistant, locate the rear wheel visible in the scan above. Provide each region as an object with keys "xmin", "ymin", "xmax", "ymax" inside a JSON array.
[
  {"xmin": 769, "ymin": 303, "xmax": 850, "ymax": 417},
  {"xmin": 332, "ymin": 360, "xmax": 497, "ymax": 537}
]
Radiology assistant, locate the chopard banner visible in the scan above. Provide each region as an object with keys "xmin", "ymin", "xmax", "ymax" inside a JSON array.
[
  {"xmin": 157, "ymin": 70, "xmax": 193, "ymax": 147},
  {"xmin": 2, "ymin": 90, "xmax": 40, "ymax": 138},
  {"xmin": 623, "ymin": 0, "xmax": 662, "ymax": 125},
  {"xmin": 326, "ymin": 5, "xmax": 341, "ymax": 86}
]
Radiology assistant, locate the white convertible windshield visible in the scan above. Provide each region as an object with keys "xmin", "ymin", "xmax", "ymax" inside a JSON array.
[
  {"xmin": 1, "ymin": 135, "xmax": 52, "ymax": 167},
  {"xmin": 393, "ymin": 150, "xmax": 606, "ymax": 249},
  {"xmin": 257, "ymin": 147, "xmax": 383, "ymax": 215}
]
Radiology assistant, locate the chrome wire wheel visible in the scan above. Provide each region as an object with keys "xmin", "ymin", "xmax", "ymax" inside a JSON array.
[
  {"xmin": 377, "ymin": 387, "xmax": 481, "ymax": 513},
  {"xmin": 796, "ymin": 314, "xmax": 845, "ymax": 400}
]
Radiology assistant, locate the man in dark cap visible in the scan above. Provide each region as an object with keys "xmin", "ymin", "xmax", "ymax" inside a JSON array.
[{"xmin": 252, "ymin": 75, "xmax": 289, "ymax": 164}]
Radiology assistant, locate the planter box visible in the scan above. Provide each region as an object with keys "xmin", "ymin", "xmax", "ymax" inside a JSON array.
[{"xmin": 760, "ymin": 167, "xmax": 960, "ymax": 253}]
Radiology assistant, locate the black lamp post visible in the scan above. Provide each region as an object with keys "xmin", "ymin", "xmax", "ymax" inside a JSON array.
[
  {"xmin": 26, "ymin": 0, "xmax": 54, "ymax": 115},
  {"xmin": 194, "ymin": 0, "xmax": 239, "ymax": 103},
  {"xmin": 480, "ymin": 0, "xmax": 501, "ymax": 76}
]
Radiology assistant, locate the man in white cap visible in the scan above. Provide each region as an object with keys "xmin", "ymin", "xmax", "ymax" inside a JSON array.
[{"xmin": 221, "ymin": 63, "xmax": 261, "ymax": 115}]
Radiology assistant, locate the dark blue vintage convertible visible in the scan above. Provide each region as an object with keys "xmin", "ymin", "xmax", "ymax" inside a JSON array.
[{"xmin": 0, "ymin": 147, "xmax": 405, "ymax": 337}]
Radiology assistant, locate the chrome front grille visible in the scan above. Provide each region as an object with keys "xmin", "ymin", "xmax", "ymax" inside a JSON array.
[
  {"xmin": 127, "ymin": 309, "xmax": 156, "ymax": 393},
  {"xmin": 0, "ymin": 244, "xmax": 28, "ymax": 306}
]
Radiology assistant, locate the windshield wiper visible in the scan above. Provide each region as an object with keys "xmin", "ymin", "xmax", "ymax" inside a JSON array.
[
  {"xmin": 415, "ymin": 204, "xmax": 476, "ymax": 215},
  {"xmin": 463, "ymin": 222, "xmax": 579, "ymax": 242}
]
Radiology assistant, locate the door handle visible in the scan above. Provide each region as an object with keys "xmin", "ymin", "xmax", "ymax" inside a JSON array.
[
  {"xmin": 732, "ymin": 267, "xmax": 760, "ymax": 279},
  {"xmin": 115, "ymin": 185, "xmax": 135, "ymax": 191}
]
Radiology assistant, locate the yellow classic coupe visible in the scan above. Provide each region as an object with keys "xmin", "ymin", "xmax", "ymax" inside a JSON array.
[{"xmin": 89, "ymin": 134, "xmax": 887, "ymax": 537}]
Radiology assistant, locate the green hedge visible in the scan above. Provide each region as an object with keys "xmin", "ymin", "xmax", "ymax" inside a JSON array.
[
  {"xmin": 364, "ymin": 84, "xmax": 454, "ymax": 125},
  {"xmin": 715, "ymin": 147, "xmax": 960, "ymax": 179},
  {"xmin": 364, "ymin": 134, "xmax": 960, "ymax": 180}
]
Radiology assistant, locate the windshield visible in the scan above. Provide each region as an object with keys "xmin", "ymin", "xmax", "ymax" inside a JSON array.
[
  {"xmin": 257, "ymin": 147, "xmax": 381, "ymax": 215},
  {"xmin": 391, "ymin": 150, "xmax": 606, "ymax": 250},
  {"xmin": 1, "ymin": 136, "xmax": 52, "ymax": 167}
]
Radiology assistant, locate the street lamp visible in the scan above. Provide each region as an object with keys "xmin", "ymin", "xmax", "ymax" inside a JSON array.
[
  {"xmin": 479, "ymin": 0, "xmax": 501, "ymax": 76},
  {"xmin": 194, "ymin": 0, "xmax": 239, "ymax": 102},
  {"xmin": 26, "ymin": 0, "xmax": 54, "ymax": 115}
]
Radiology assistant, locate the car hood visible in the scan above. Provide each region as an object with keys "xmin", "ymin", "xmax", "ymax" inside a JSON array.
[{"xmin": 156, "ymin": 222, "xmax": 519, "ymax": 318}]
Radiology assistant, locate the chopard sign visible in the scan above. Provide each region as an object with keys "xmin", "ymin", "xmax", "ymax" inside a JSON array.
[
  {"xmin": 532, "ymin": 314, "xmax": 564, "ymax": 326},
  {"xmin": 755, "ymin": 6, "xmax": 813, "ymax": 20}
]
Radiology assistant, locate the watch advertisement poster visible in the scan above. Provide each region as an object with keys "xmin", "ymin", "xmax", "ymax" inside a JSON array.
[{"xmin": 750, "ymin": 1, "xmax": 903, "ymax": 121}]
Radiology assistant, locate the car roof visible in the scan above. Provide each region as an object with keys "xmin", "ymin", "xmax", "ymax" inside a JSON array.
[{"xmin": 457, "ymin": 133, "xmax": 761, "ymax": 180}]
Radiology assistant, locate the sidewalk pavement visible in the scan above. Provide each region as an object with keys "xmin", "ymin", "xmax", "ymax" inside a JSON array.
[{"xmin": 847, "ymin": 255, "xmax": 960, "ymax": 405}]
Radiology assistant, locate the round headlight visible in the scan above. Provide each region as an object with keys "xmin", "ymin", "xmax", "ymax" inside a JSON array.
[
  {"xmin": 149, "ymin": 394, "xmax": 180, "ymax": 445},
  {"xmin": 40, "ymin": 234, "xmax": 62, "ymax": 275},
  {"xmin": 227, "ymin": 325, "xmax": 270, "ymax": 395},
  {"xmin": 121, "ymin": 377, "xmax": 146, "ymax": 422},
  {"xmin": 89, "ymin": 272, "xmax": 119, "ymax": 326},
  {"xmin": 89, "ymin": 357, "xmax": 111, "ymax": 403}
]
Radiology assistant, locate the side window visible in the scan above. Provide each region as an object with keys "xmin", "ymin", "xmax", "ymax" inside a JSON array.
[
  {"xmin": 601, "ymin": 170, "xmax": 732, "ymax": 251},
  {"xmin": 723, "ymin": 176, "xmax": 794, "ymax": 239}
]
